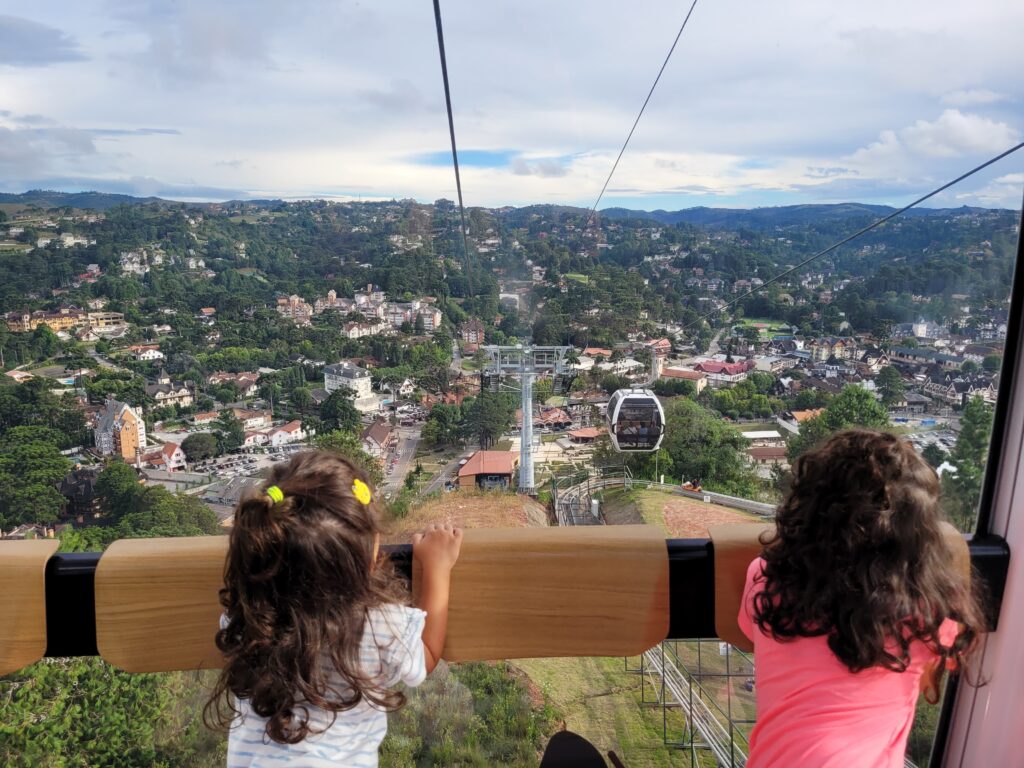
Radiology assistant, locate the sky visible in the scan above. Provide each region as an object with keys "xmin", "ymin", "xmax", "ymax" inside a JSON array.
[{"xmin": 1, "ymin": 0, "xmax": 1023, "ymax": 210}]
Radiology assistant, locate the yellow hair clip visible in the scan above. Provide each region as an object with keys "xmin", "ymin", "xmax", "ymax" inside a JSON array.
[
  {"xmin": 352, "ymin": 478, "xmax": 372, "ymax": 506},
  {"xmin": 265, "ymin": 485, "xmax": 284, "ymax": 504}
]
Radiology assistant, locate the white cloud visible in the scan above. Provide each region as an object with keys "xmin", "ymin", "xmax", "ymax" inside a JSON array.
[
  {"xmin": 941, "ymin": 89, "xmax": 1009, "ymax": 107},
  {"xmin": 957, "ymin": 173, "xmax": 1024, "ymax": 207},
  {"xmin": 902, "ymin": 110, "xmax": 1019, "ymax": 157},
  {"xmin": 846, "ymin": 110, "xmax": 1021, "ymax": 177}
]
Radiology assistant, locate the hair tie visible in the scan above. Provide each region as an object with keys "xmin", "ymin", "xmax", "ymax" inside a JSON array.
[
  {"xmin": 265, "ymin": 485, "xmax": 284, "ymax": 504},
  {"xmin": 352, "ymin": 478, "xmax": 372, "ymax": 506}
]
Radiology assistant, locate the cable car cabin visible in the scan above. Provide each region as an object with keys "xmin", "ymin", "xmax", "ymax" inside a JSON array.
[{"xmin": 606, "ymin": 389, "xmax": 665, "ymax": 452}]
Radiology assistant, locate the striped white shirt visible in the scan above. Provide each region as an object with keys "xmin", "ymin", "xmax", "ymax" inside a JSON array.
[{"xmin": 223, "ymin": 604, "xmax": 427, "ymax": 768}]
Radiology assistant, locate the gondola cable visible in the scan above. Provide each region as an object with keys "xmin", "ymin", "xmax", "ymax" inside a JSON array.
[
  {"xmin": 432, "ymin": 0, "xmax": 474, "ymax": 303},
  {"xmin": 584, "ymin": 0, "xmax": 701, "ymax": 230},
  {"xmin": 681, "ymin": 140, "xmax": 1024, "ymax": 332}
]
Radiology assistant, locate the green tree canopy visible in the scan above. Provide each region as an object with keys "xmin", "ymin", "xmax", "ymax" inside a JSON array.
[
  {"xmin": 0, "ymin": 438, "xmax": 72, "ymax": 529},
  {"xmin": 631, "ymin": 398, "xmax": 758, "ymax": 496},
  {"xmin": 463, "ymin": 392, "xmax": 515, "ymax": 449},
  {"xmin": 314, "ymin": 429, "xmax": 384, "ymax": 487},
  {"xmin": 95, "ymin": 462, "xmax": 144, "ymax": 522},
  {"xmin": 181, "ymin": 432, "xmax": 218, "ymax": 461},
  {"xmin": 213, "ymin": 410, "xmax": 245, "ymax": 453},
  {"xmin": 320, "ymin": 389, "xmax": 361, "ymax": 433},
  {"xmin": 875, "ymin": 366, "xmax": 905, "ymax": 407},
  {"xmin": 944, "ymin": 395, "xmax": 994, "ymax": 530},
  {"xmin": 787, "ymin": 384, "xmax": 889, "ymax": 462}
]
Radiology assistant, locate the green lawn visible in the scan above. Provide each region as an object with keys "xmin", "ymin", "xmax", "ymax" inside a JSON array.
[
  {"xmin": 515, "ymin": 656, "xmax": 710, "ymax": 767},
  {"xmin": 564, "ymin": 273, "xmax": 590, "ymax": 284}
]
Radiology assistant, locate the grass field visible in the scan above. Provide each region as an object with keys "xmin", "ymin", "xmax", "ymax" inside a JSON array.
[{"xmin": 514, "ymin": 656, "xmax": 707, "ymax": 767}]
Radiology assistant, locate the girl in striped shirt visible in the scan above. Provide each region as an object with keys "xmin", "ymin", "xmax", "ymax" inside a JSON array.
[{"xmin": 206, "ymin": 451, "xmax": 462, "ymax": 767}]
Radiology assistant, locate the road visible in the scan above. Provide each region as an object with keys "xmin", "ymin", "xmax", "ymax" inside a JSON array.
[
  {"xmin": 87, "ymin": 348, "xmax": 124, "ymax": 371},
  {"xmin": 422, "ymin": 453, "xmax": 468, "ymax": 495},
  {"xmin": 707, "ymin": 326, "xmax": 727, "ymax": 356},
  {"xmin": 450, "ymin": 340, "xmax": 463, "ymax": 374},
  {"xmin": 380, "ymin": 426, "xmax": 421, "ymax": 497}
]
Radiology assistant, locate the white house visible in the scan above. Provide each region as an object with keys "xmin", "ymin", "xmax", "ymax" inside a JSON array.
[
  {"xmin": 267, "ymin": 420, "xmax": 307, "ymax": 447},
  {"xmin": 243, "ymin": 431, "xmax": 270, "ymax": 448},
  {"xmin": 141, "ymin": 441, "xmax": 187, "ymax": 472}
]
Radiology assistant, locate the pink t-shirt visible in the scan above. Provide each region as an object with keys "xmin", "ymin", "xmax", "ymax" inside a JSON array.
[{"xmin": 738, "ymin": 558, "xmax": 957, "ymax": 768}]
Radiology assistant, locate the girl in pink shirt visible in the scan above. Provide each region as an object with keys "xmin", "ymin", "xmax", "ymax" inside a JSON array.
[{"xmin": 738, "ymin": 429, "xmax": 984, "ymax": 767}]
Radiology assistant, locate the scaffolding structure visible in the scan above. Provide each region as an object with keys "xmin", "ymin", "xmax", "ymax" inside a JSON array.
[
  {"xmin": 480, "ymin": 345, "xmax": 575, "ymax": 494},
  {"xmin": 627, "ymin": 639, "xmax": 756, "ymax": 768}
]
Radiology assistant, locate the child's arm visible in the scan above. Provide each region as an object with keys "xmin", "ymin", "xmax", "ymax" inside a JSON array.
[{"xmin": 412, "ymin": 523, "xmax": 463, "ymax": 673}]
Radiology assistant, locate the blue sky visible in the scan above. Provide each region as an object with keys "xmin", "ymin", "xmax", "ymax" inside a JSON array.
[{"xmin": 0, "ymin": 1, "xmax": 1022, "ymax": 210}]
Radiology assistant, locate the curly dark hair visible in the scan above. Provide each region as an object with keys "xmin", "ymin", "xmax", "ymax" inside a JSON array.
[
  {"xmin": 753, "ymin": 429, "xmax": 984, "ymax": 701},
  {"xmin": 204, "ymin": 451, "xmax": 410, "ymax": 743}
]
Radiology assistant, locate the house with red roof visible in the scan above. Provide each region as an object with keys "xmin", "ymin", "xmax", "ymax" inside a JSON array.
[
  {"xmin": 266, "ymin": 420, "xmax": 307, "ymax": 447},
  {"xmin": 694, "ymin": 359, "xmax": 755, "ymax": 388},
  {"xmin": 141, "ymin": 441, "xmax": 187, "ymax": 472},
  {"xmin": 458, "ymin": 451, "xmax": 518, "ymax": 490}
]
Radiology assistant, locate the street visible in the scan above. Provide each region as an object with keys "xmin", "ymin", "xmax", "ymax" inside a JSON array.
[
  {"xmin": 450, "ymin": 340, "xmax": 463, "ymax": 374},
  {"xmin": 422, "ymin": 453, "xmax": 465, "ymax": 495},
  {"xmin": 380, "ymin": 426, "xmax": 421, "ymax": 497}
]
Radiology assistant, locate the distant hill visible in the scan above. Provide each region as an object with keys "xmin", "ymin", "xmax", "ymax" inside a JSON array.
[
  {"xmin": 0, "ymin": 190, "xmax": 1006, "ymax": 224},
  {"xmin": 0, "ymin": 190, "xmax": 177, "ymax": 211},
  {"xmin": 596, "ymin": 203, "xmax": 1001, "ymax": 229}
]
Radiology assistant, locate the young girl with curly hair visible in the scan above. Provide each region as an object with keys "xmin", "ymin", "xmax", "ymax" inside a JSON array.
[
  {"xmin": 205, "ymin": 451, "xmax": 461, "ymax": 767},
  {"xmin": 739, "ymin": 428, "xmax": 985, "ymax": 767}
]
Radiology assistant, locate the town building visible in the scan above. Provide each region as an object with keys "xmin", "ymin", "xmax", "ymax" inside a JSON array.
[
  {"xmin": 361, "ymin": 420, "xmax": 394, "ymax": 458},
  {"xmin": 266, "ymin": 420, "xmax": 307, "ymax": 446},
  {"xmin": 145, "ymin": 370, "xmax": 194, "ymax": 410},
  {"xmin": 141, "ymin": 442, "xmax": 187, "ymax": 472},
  {"xmin": 208, "ymin": 371, "xmax": 260, "ymax": 398},
  {"xmin": 457, "ymin": 451, "xmax": 518, "ymax": 490},
  {"xmin": 276, "ymin": 295, "xmax": 314, "ymax": 324},
  {"xmin": 94, "ymin": 395, "xmax": 147, "ymax": 462},
  {"xmin": 741, "ymin": 430, "xmax": 785, "ymax": 448},
  {"xmin": 59, "ymin": 465, "xmax": 103, "ymax": 521},
  {"xmin": 660, "ymin": 367, "xmax": 708, "ymax": 394},
  {"xmin": 324, "ymin": 361, "xmax": 373, "ymax": 401},
  {"xmin": 461, "ymin": 318, "xmax": 486, "ymax": 344},
  {"xmin": 694, "ymin": 360, "xmax": 755, "ymax": 388},
  {"xmin": 5, "ymin": 306, "xmax": 86, "ymax": 333}
]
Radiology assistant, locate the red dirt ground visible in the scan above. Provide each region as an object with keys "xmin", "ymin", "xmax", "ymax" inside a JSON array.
[{"xmin": 645, "ymin": 494, "xmax": 757, "ymax": 538}]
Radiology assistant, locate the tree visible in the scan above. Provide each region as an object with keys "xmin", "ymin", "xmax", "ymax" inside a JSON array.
[
  {"xmin": 95, "ymin": 462, "xmax": 144, "ymax": 522},
  {"xmin": 921, "ymin": 443, "xmax": 948, "ymax": 468},
  {"xmin": 421, "ymin": 403, "xmax": 463, "ymax": 446},
  {"xmin": 119, "ymin": 487, "xmax": 220, "ymax": 538},
  {"xmin": 463, "ymin": 392, "xmax": 514, "ymax": 449},
  {"xmin": 181, "ymin": 432, "xmax": 218, "ymax": 461},
  {"xmin": 982, "ymin": 354, "xmax": 1002, "ymax": 373},
  {"xmin": 320, "ymin": 388, "xmax": 361, "ymax": 433},
  {"xmin": 213, "ymin": 410, "xmax": 245, "ymax": 453},
  {"xmin": 875, "ymin": 366, "xmax": 906, "ymax": 407},
  {"xmin": 314, "ymin": 430, "xmax": 384, "ymax": 487},
  {"xmin": 291, "ymin": 386, "xmax": 313, "ymax": 416},
  {"xmin": 0, "ymin": 439, "xmax": 72, "ymax": 529},
  {"xmin": 960, "ymin": 360, "xmax": 979, "ymax": 375},
  {"xmin": 945, "ymin": 396, "xmax": 994, "ymax": 530},
  {"xmin": 639, "ymin": 398, "xmax": 758, "ymax": 496},
  {"xmin": 787, "ymin": 385, "xmax": 889, "ymax": 462}
]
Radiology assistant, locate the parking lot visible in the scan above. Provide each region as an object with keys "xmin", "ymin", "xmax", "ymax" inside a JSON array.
[{"xmin": 193, "ymin": 443, "xmax": 309, "ymax": 479}]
